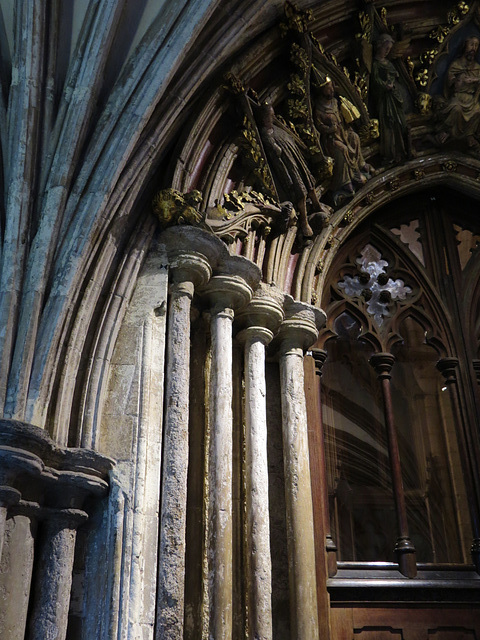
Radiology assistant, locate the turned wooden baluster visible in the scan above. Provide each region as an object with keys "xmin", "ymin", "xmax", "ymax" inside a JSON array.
[
  {"xmin": 311, "ymin": 348, "xmax": 338, "ymax": 578},
  {"xmin": 437, "ymin": 357, "xmax": 480, "ymax": 572},
  {"xmin": 370, "ymin": 353, "xmax": 417, "ymax": 578}
]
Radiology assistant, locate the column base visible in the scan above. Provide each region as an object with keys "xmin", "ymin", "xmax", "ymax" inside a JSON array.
[
  {"xmin": 471, "ymin": 538, "xmax": 480, "ymax": 574},
  {"xmin": 394, "ymin": 536, "xmax": 417, "ymax": 578},
  {"xmin": 326, "ymin": 535, "xmax": 337, "ymax": 577}
]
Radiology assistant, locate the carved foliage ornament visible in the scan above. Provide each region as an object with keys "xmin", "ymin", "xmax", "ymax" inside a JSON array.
[{"xmin": 152, "ymin": 187, "xmax": 295, "ymax": 244}]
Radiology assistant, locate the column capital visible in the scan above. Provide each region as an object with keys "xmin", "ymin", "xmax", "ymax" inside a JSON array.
[
  {"xmin": 0, "ymin": 446, "xmax": 44, "ymax": 485},
  {"xmin": 161, "ymin": 225, "xmax": 229, "ymax": 293},
  {"xmin": 202, "ymin": 275, "xmax": 253, "ymax": 313},
  {"xmin": 41, "ymin": 507, "xmax": 88, "ymax": 529},
  {"xmin": 169, "ymin": 252, "xmax": 212, "ymax": 291},
  {"xmin": 275, "ymin": 297, "xmax": 326, "ymax": 354},
  {"xmin": 235, "ymin": 283, "xmax": 284, "ymax": 344},
  {"xmin": 436, "ymin": 356, "xmax": 459, "ymax": 384},
  {"xmin": 370, "ymin": 352, "xmax": 395, "ymax": 379},
  {"xmin": 236, "ymin": 326, "xmax": 274, "ymax": 347},
  {"xmin": 311, "ymin": 348, "xmax": 327, "ymax": 375},
  {"xmin": 472, "ymin": 360, "xmax": 480, "ymax": 385},
  {"xmin": 201, "ymin": 256, "xmax": 261, "ymax": 314}
]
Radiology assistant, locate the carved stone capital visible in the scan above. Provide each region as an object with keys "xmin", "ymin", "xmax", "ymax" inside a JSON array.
[
  {"xmin": 436, "ymin": 356, "xmax": 459, "ymax": 384},
  {"xmin": 203, "ymin": 275, "xmax": 254, "ymax": 315},
  {"xmin": 370, "ymin": 352, "xmax": 395, "ymax": 379},
  {"xmin": 236, "ymin": 326, "xmax": 274, "ymax": 347},
  {"xmin": 169, "ymin": 253, "xmax": 212, "ymax": 293},
  {"xmin": 275, "ymin": 297, "xmax": 326, "ymax": 355},
  {"xmin": 160, "ymin": 225, "xmax": 229, "ymax": 296},
  {"xmin": 161, "ymin": 225, "xmax": 226, "ymax": 269},
  {"xmin": 0, "ymin": 446, "xmax": 44, "ymax": 485},
  {"xmin": 0, "ymin": 419, "xmax": 114, "ymax": 510},
  {"xmin": 42, "ymin": 507, "xmax": 89, "ymax": 530},
  {"xmin": 201, "ymin": 256, "xmax": 261, "ymax": 314},
  {"xmin": 235, "ymin": 283, "xmax": 284, "ymax": 343}
]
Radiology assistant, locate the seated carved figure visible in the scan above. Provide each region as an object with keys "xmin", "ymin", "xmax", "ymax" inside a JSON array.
[
  {"xmin": 436, "ymin": 36, "xmax": 480, "ymax": 152},
  {"xmin": 313, "ymin": 76, "xmax": 374, "ymax": 207}
]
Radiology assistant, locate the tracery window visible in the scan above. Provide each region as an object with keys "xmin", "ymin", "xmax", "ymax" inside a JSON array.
[{"xmin": 318, "ymin": 190, "xmax": 480, "ymax": 576}]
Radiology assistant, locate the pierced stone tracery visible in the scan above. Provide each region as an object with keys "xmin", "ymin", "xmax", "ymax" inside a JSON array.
[{"xmin": 338, "ymin": 244, "xmax": 412, "ymax": 326}]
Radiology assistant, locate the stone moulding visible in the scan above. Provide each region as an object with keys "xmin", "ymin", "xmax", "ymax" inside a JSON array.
[
  {"xmin": 0, "ymin": 419, "xmax": 114, "ymax": 471},
  {"xmin": 0, "ymin": 419, "xmax": 114, "ymax": 501}
]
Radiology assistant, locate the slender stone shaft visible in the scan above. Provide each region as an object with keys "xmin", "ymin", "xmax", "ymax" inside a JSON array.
[
  {"xmin": 208, "ymin": 304, "xmax": 235, "ymax": 637},
  {"xmin": 0, "ymin": 487, "xmax": 20, "ymax": 562},
  {"xmin": 0, "ymin": 448, "xmax": 42, "ymax": 562},
  {"xmin": 241, "ymin": 326, "xmax": 274, "ymax": 640},
  {"xmin": 202, "ymin": 263, "xmax": 259, "ymax": 640},
  {"xmin": 29, "ymin": 509, "xmax": 87, "ymax": 640},
  {"xmin": 276, "ymin": 300, "xmax": 323, "ymax": 639},
  {"xmin": 157, "ymin": 254, "xmax": 211, "ymax": 639}
]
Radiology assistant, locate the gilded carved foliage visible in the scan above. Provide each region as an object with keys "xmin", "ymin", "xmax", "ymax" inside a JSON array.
[
  {"xmin": 413, "ymin": 1, "xmax": 471, "ymax": 94},
  {"xmin": 152, "ymin": 187, "xmax": 295, "ymax": 245},
  {"xmin": 407, "ymin": 1, "xmax": 480, "ymax": 156}
]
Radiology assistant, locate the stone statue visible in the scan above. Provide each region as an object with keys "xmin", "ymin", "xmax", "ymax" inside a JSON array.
[
  {"xmin": 258, "ymin": 102, "xmax": 326, "ymax": 237},
  {"xmin": 435, "ymin": 36, "xmax": 480, "ymax": 153},
  {"xmin": 369, "ymin": 33, "xmax": 411, "ymax": 164},
  {"xmin": 312, "ymin": 75, "xmax": 374, "ymax": 207}
]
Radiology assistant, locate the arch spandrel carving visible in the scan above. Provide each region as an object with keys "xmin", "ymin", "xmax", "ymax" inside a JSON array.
[{"xmin": 152, "ymin": 2, "xmax": 480, "ymax": 314}]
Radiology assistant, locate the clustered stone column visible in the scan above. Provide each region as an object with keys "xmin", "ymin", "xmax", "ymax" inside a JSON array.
[
  {"xmin": 202, "ymin": 258, "xmax": 260, "ymax": 639},
  {"xmin": 236, "ymin": 284, "xmax": 284, "ymax": 640},
  {"xmin": 275, "ymin": 298, "xmax": 324, "ymax": 639},
  {"xmin": 0, "ymin": 420, "xmax": 112, "ymax": 640},
  {"xmin": 156, "ymin": 227, "xmax": 326, "ymax": 639}
]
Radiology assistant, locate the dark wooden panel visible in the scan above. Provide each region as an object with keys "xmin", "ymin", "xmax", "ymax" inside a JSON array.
[{"xmin": 428, "ymin": 629, "xmax": 477, "ymax": 639}]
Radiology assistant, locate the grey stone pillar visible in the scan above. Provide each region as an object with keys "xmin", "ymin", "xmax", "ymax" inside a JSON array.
[
  {"xmin": 236, "ymin": 286, "xmax": 284, "ymax": 640},
  {"xmin": 0, "ymin": 447, "xmax": 43, "ymax": 562},
  {"xmin": 202, "ymin": 258, "xmax": 260, "ymax": 639},
  {"xmin": 0, "ymin": 507, "xmax": 37, "ymax": 640},
  {"xmin": 28, "ymin": 508, "xmax": 88, "ymax": 640},
  {"xmin": 275, "ymin": 298, "xmax": 324, "ymax": 639},
  {"xmin": 0, "ymin": 486, "xmax": 20, "ymax": 562},
  {"xmin": 156, "ymin": 252, "xmax": 212, "ymax": 639}
]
